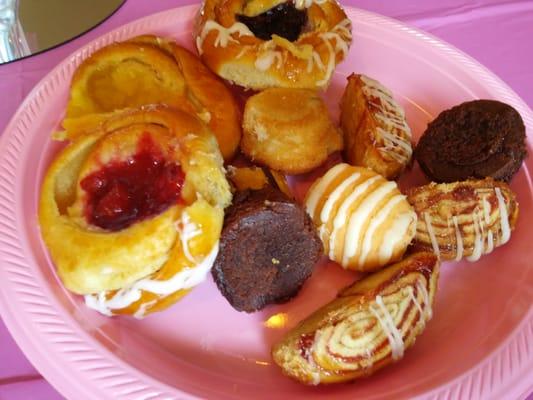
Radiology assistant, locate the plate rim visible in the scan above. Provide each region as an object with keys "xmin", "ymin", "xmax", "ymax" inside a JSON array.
[{"xmin": 0, "ymin": 4, "xmax": 531, "ymax": 400}]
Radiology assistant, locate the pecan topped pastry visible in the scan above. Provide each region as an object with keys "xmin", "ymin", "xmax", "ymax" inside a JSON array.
[
  {"xmin": 407, "ymin": 179, "xmax": 519, "ymax": 261},
  {"xmin": 272, "ymin": 252, "xmax": 439, "ymax": 385}
]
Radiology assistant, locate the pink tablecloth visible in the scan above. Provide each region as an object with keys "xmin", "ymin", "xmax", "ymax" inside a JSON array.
[{"xmin": 0, "ymin": 0, "xmax": 531, "ymax": 399}]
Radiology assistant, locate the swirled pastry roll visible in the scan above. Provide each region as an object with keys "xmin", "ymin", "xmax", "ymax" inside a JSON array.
[
  {"xmin": 407, "ymin": 179, "xmax": 519, "ymax": 261},
  {"xmin": 195, "ymin": 0, "xmax": 352, "ymax": 89},
  {"xmin": 272, "ymin": 252, "xmax": 439, "ymax": 385},
  {"xmin": 39, "ymin": 106, "xmax": 231, "ymax": 318},
  {"xmin": 305, "ymin": 163, "xmax": 417, "ymax": 271},
  {"xmin": 340, "ymin": 74, "xmax": 413, "ymax": 179},
  {"xmin": 63, "ymin": 35, "xmax": 241, "ymax": 160}
]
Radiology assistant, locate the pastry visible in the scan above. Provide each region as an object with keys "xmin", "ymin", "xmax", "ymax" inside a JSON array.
[
  {"xmin": 305, "ymin": 163, "xmax": 417, "ymax": 271},
  {"xmin": 407, "ymin": 179, "xmax": 519, "ymax": 261},
  {"xmin": 39, "ymin": 106, "xmax": 231, "ymax": 317},
  {"xmin": 272, "ymin": 252, "xmax": 439, "ymax": 385},
  {"xmin": 212, "ymin": 187, "xmax": 322, "ymax": 312},
  {"xmin": 415, "ymin": 99, "xmax": 527, "ymax": 182},
  {"xmin": 242, "ymin": 88, "xmax": 343, "ymax": 174},
  {"xmin": 340, "ymin": 74, "xmax": 413, "ymax": 179},
  {"xmin": 195, "ymin": 0, "xmax": 352, "ymax": 89},
  {"xmin": 63, "ymin": 35, "xmax": 242, "ymax": 160}
]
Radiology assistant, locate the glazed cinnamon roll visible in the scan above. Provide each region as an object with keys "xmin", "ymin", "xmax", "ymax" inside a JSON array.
[{"xmin": 272, "ymin": 252, "xmax": 439, "ymax": 384}]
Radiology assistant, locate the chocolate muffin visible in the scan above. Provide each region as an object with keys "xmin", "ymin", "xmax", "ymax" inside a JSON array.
[
  {"xmin": 415, "ymin": 100, "xmax": 527, "ymax": 182},
  {"xmin": 212, "ymin": 188, "xmax": 322, "ymax": 313}
]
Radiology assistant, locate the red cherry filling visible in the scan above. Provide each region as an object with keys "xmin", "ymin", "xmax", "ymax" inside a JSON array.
[{"xmin": 80, "ymin": 134, "xmax": 185, "ymax": 231}]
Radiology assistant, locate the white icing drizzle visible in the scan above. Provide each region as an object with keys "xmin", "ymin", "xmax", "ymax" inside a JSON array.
[
  {"xmin": 235, "ymin": 46, "xmax": 251, "ymax": 59},
  {"xmin": 305, "ymin": 163, "xmax": 347, "ymax": 217},
  {"xmin": 342, "ymin": 181, "xmax": 397, "ymax": 265},
  {"xmin": 358, "ymin": 195, "xmax": 404, "ymax": 266},
  {"xmin": 320, "ymin": 172, "xmax": 361, "ymax": 225},
  {"xmin": 452, "ymin": 215, "xmax": 464, "ymax": 261},
  {"xmin": 423, "ymin": 212, "xmax": 440, "ymax": 258},
  {"xmin": 495, "ymin": 188, "xmax": 511, "ymax": 245},
  {"xmin": 379, "ymin": 211, "xmax": 416, "ymax": 264},
  {"xmin": 360, "ymin": 75, "xmax": 412, "ymax": 164},
  {"xmin": 315, "ymin": 19, "xmax": 352, "ymax": 87},
  {"xmin": 255, "ymin": 50, "xmax": 283, "ymax": 71},
  {"xmin": 370, "ymin": 295, "xmax": 404, "ymax": 361},
  {"xmin": 175, "ymin": 211, "xmax": 203, "ymax": 263},
  {"xmin": 196, "ymin": 21, "xmax": 253, "ymax": 55},
  {"xmin": 407, "ymin": 286, "xmax": 425, "ymax": 327},
  {"xmin": 306, "ymin": 51, "xmax": 325, "ymax": 73},
  {"xmin": 85, "ymin": 242, "xmax": 219, "ymax": 317},
  {"xmin": 467, "ymin": 210, "xmax": 484, "ymax": 262},
  {"xmin": 417, "ymin": 279, "xmax": 432, "ymax": 320},
  {"xmin": 328, "ymin": 175, "xmax": 380, "ymax": 259}
]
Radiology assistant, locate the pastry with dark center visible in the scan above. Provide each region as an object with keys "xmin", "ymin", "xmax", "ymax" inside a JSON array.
[
  {"xmin": 237, "ymin": 2, "xmax": 307, "ymax": 42},
  {"xmin": 212, "ymin": 188, "xmax": 322, "ymax": 312},
  {"xmin": 415, "ymin": 99, "xmax": 527, "ymax": 182},
  {"xmin": 195, "ymin": 0, "xmax": 352, "ymax": 89}
]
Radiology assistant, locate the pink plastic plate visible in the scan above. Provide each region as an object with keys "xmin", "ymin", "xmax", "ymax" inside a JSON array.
[{"xmin": 0, "ymin": 5, "xmax": 532, "ymax": 400}]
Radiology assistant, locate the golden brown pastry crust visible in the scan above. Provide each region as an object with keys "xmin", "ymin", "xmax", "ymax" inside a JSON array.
[
  {"xmin": 242, "ymin": 88, "xmax": 343, "ymax": 174},
  {"xmin": 195, "ymin": 0, "xmax": 352, "ymax": 90},
  {"xmin": 407, "ymin": 179, "xmax": 519, "ymax": 261},
  {"xmin": 39, "ymin": 106, "xmax": 231, "ymax": 318},
  {"xmin": 64, "ymin": 35, "xmax": 241, "ymax": 161},
  {"xmin": 340, "ymin": 74, "xmax": 413, "ymax": 179},
  {"xmin": 305, "ymin": 163, "xmax": 417, "ymax": 271},
  {"xmin": 272, "ymin": 252, "xmax": 439, "ymax": 385}
]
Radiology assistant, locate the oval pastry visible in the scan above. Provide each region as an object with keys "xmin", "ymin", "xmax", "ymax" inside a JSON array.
[
  {"xmin": 39, "ymin": 106, "xmax": 231, "ymax": 318},
  {"xmin": 64, "ymin": 35, "xmax": 242, "ymax": 161},
  {"xmin": 407, "ymin": 179, "xmax": 519, "ymax": 261},
  {"xmin": 195, "ymin": 0, "xmax": 352, "ymax": 89},
  {"xmin": 340, "ymin": 74, "xmax": 413, "ymax": 179},
  {"xmin": 305, "ymin": 163, "xmax": 417, "ymax": 271},
  {"xmin": 242, "ymin": 88, "xmax": 343, "ymax": 174},
  {"xmin": 272, "ymin": 252, "xmax": 439, "ymax": 385}
]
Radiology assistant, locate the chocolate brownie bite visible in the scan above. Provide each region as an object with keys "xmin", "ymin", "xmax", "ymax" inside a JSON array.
[
  {"xmin": 212, "ymin": 188, "xmax": 322, "ymax": 313},
  {"xmin": 415, "ymin": 100, "xmax": 527, "ymax": 182}
]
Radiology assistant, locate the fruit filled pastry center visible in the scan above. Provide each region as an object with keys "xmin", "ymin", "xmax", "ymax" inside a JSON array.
[
  {"xmin": 79, "ymin": 131, "xmax": 185, "ymax": 231},
  {"xmin": 39, "ymin": 106, "xmax": 231, "ymax": 318}
]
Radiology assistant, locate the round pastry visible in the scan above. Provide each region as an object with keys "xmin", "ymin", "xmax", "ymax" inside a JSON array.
[
  {"xmin": 407, "ymin": 178, "xmax": 519, "ymax": 261},
  {"xmin": 272, "ymin": 252, "xmax": 439, "ymax": 385},
  {"xmin": 63, "ymin": 35, "xmax": 242, "ymax": 161},
  {"xmin": 242, "ymin": 88, "xmax": 343, "ymax": 174},
  {"xmin": 305, "ymin": 163, "xmax": 417, "ymax": 271},
  {"xmin": 195, "ymin": 0, "xmax": 352, "ymax": 90},
  {"xmin": 340, "ymin": 74, "xmax": 413, "ymax": 179},
  {"xmin": 39, "ymin": 106, "xmax": 231, "ymax": 318},
  {"xmin": 212, "ymin": 188, "xmax": 322, "ymax": 312},
  {"xmin": 415, "ymin": 99, "xmax": 527, "ymax": 182}
]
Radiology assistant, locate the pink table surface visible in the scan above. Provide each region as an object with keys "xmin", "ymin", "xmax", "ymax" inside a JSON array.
[{"xmin": 0, "ymin": 0, "xmax": 532, "ymax": 399}]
